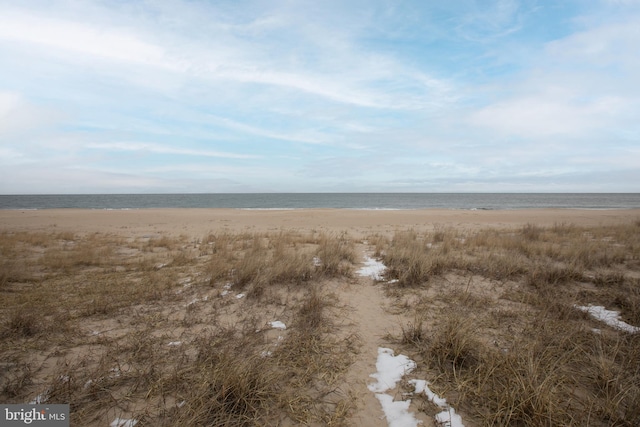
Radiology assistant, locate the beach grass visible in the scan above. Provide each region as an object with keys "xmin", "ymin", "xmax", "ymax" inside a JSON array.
[
  {"xmin": 379, "ymin": 221, "xmax": 640, "ymax": 426},
  {"xmin": 1, "ymin": 219, "xmax": 639, "ymax": 425},
  {"xmin": 0, "ymin": 231, "xmax": 357, "ymax": 426}
]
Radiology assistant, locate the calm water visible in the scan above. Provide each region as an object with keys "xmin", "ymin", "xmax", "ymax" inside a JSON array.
[{"xmin": 1, "ymin": 193, "xmax": 639, "ymax": 210}]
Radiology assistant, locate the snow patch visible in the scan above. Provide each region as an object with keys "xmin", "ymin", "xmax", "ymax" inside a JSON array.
[
  {"xmin": 409, "ymin": 379, "xmax": 464, "ymax": 426},
  {"xmin": 357, "ymin": 256, "xmax": 387, "ymax": 281},
  {"xmin": 29, "ymin": 392, "xmax": 48, "ymax": 404},
  {"xmin": 375, "ymin": 393, "xmax": 421, "ymax": 427},
  {"xmin": 436, "ymin": 408, "xmax": 465, "ymax": 427},
  {"xmin": 410, "ymin": 380, "xmax": 447, "ymax": 407},
  {"xmin": 110, "ymin": 418, "xmax": 138, "ymax": 427},
  {"xmin": 368, "ymin": 347, "xmax": 416, "ymax": 393},
  {"xmin": 221, "ymin": 282, "xmax": 233, "ymax": 296},
  {"xmin": 575, "ymin": 305, "xmax": 640, "ymax": 333},
  {"xmin": 269, "ymin": 321, "xmax": 286, "ymax": 330},
  {"xmin": 370, "ymin": 348, "xmax": 465, "ymax": 427}
]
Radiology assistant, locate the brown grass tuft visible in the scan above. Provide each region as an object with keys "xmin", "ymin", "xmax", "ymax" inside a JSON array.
[
  {"xmin": 383, "ymin": 230, "xmax": 453, "ymax": 286},
  {"xmin": 428, "ymin": 314, "xmax": 481, "ymax": 373},
  {"xmin": 2, "ymin": 309, "xmax": 42, "ymax": 338},
  {"xmin": 314, "ymin": 233, "xmax": 356, "ymax": 277}
]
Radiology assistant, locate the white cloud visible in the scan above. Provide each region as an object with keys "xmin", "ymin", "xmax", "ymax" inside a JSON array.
[
  {"xmin": 0, "ymin": 10, "xmax": 170, "ymax": 68},
  {"xmin": 0, "ymin": 91, "xmax": 21, "ymax": 117},
  {"xmin": 454, "ymin": 0, "xmax": 524, "ymax": 42},
  {"xmin": 469, "ymin": 93, "xmax": 628, "ymax": 137},
  {"xmin": 546, "ymin": 19, "xmax": 640, "ymax": 70},
  {"xmin": 0, "ymin": 3, "xmax": 453, "ymax": 110},
  {"xmin": 206, "ymin": 115, "xmax": 330, "ymax": 145},
  {"xmin": 467, "ymin": 9, "xmax": 640, "ymax": 140},
  {"xmin": 0, "ymin": 91, "xmax": 62, "ymax": 137},
  {"xmin": 86, "ymin": 142, "xmax": 258, "ymax": 159},
  {"xmin": 1, "ymin": 1, "xmax": 638, "ymax": 193},
  {"xmin": 0, "ymin": 147, "xmax": 25, "ymax": 164}
]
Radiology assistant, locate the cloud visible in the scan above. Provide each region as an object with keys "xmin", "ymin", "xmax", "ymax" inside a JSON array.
[
  {"xmin": 545, "ymin": 18, "xmax": 640, "ymax": 72},
  {"xmin": 206, "ymin": 116, "xmax": 330, "ymax": 145},
  {"xmin": 468, "ymin": 92, "xmax": 629, "ymax": 137},
  {"xmin": 86, "ymin": 142, "xmax": 258, "ymax": 159},
  {"xmin": 1, "ymin": 0, "xmax": 638, "ymax": 193},
  {"xmin": 0, "ymin": 91, "xmax": 62, "ymax": 137},
  {"xmin": 454, "ymin": 0, "xmax": 524, "ymax": 42},
  {"xmin": 0, "ymin": 10, "xmax": 170, "ymax": 68},
  {"xmin": 466, "ymin": 7, "xmax": 640, "ymax": 141},
  {"xmin": 0, "ymin": 3, "xmax": 452, "ymax": 110}
]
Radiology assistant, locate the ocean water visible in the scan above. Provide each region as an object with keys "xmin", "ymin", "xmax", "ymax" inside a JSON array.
[{"xmin": 1, "ymin": 193, "xmax": 639, "ymax": 210}]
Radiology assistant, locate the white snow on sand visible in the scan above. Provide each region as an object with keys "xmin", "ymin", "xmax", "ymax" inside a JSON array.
[
  {"xmin": 375, "ymin": 394, "xmax": 420, "ymax": 427},
  {"xmin": 410, "ymin": 380, "xmax": 464, "ymax": 427},
  {"xmin": 368, "ymin": 348, "xmax": 416, "ymax": 393},
  {"xmin": 221, "ymin": 282, "xmax": 233, "ymax": 296},
  {"xmin": 269, "ymin": 321, "xmax": 286, "ymax": 330},
  {"xmin": 29, "ymin": 392, "xmax": 48, "ymax": 404},
  {"xmin": 110, "ymin": 418, "xmax": 138, "ymax": 427},
  {"xmin": 575, "ymin": 305, "xmax": 640, "ymax": 333},
  {"xmin": 370, "ymin": 348, "xmax": 465, "ymax": 427},
  {"xmin": 357, "ymin": 256, "xmax": 387, "ymax": 280},
  {"xmin": 410, "ymin": 380, "xmax": 446, "ymax": 407},
  {"xmin": 436, "ymin": 408, "xmax": 465, "ymax": 427}
]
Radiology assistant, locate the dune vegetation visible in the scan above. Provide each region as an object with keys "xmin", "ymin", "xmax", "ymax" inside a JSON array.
[{"xmin": 1, "ymin": 220, "xmax": 639, "ymax": 426}]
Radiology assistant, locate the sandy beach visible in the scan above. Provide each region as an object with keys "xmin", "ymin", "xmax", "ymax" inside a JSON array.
[
  {"xmin": 1, "ymin": 208, "xmax": 638, "ymax": 237},
  {"xmin": 2, "ymin": 208, "xmax": 640, "ymax": 426}
]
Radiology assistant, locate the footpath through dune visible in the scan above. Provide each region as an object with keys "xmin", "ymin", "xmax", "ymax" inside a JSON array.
[{"xmin": 335, "ymin": 246, "xmax": 434, "ymax": 427}]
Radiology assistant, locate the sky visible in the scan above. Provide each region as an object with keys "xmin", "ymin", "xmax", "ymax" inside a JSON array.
[{"xmin": 1, "ymin": 0, "xmax": 639, "ymax": 194}]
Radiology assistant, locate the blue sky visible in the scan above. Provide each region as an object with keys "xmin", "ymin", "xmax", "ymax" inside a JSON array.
[{"xmin": 1, "ymin": 0, "xmax": 639, "ymax": 193}]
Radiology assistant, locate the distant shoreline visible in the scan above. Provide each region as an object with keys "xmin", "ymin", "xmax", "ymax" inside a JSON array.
[
  {"xmin": 2, "ymin": 208, "xmax": 638, "ymax": 238},
  {"xmin": 1, "ymin": 193, "xmax": 639, "ymax": 210}
]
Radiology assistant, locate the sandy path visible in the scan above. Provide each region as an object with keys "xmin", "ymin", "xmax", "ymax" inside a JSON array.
[{"xmin": 338, "ymin": 247, "xmax": 433, "ymax": 427}]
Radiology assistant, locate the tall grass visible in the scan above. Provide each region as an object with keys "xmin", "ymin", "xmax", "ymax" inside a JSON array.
[
  {"xmin": 314, "ymin": 232, "xmax": 356, "ymax": 277},
  {"xmin": 0, "ymin": 230, "xmax": 356, "ymax": 426},
  {"xmin": 2, "ymin": 221, "xmax": 639, "ymax": 425},
  {"xmin": 383, "ymin": 230, "xmax": 456, "ymax": 286},
  {"xmin": 388, "ymin": 221, "xmax": 640, "ymax": 426},
  {"xmin": 204, "ymin": 232, "xmax": 355, "ymax": 298},
  {"xmin": 382, "ymin": 222, "xmax": 640, "ymax": 288}
]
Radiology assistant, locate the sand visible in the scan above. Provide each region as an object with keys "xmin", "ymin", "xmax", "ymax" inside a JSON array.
[
  {"xmin": 1, "ymin": 208, "xmax": 638, "ymax": 238},
  {"xmin": 2, "ymin": 208, "xmax": 639, "ymax": 426}
]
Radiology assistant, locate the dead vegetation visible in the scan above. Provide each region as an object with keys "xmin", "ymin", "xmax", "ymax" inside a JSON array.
[
  {"xmin": 0, "ymin": 230, "xmax": 357, "ymax": 426},
  {"xmin": 2, "ymin": 219, "xmax": 640, "ymax": 426},
  {"xmin": 378, "ymin": 221, "xmax": 640, "ymax": 426}
]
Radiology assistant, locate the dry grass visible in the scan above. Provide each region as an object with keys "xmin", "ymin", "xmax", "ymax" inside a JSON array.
[
  {"xmin": 0, "ymin": 230, "xmax": 358, "ymax": 426},
  {"xmin": 384, "ymin": 220, "xmax": 640, "ymax": 426},
  {"xmin": 203, "ymin": 231, "xmax": 355, "ymax": 299},
  {"xmin": 382, "ymin": 230, "xmax": 455, "ymax": 286},
  {"xmin": 2, "ymin": 219, "xmax": 640, "ymax": 426}
]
